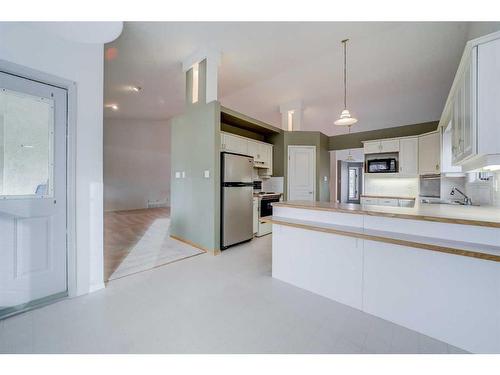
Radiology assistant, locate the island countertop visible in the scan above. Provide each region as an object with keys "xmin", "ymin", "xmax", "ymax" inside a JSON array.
[{"xmin": 272, "ymin": 200, "xmax": 500, "ymax": 228}]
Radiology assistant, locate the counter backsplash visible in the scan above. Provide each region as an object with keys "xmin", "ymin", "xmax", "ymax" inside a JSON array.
[
  {"xmin": 364, "ymin": 176, "xmax": 418, "ymax": 198},
  {"xmin": 262, "ymin": 176, "xmax": 284, "ymax": 194}
]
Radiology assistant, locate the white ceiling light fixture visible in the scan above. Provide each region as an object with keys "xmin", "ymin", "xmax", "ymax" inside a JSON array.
[
  {"xmin": 129, "ymin": 85, "xmax": 142, "ymax": 92},
  {"xmin": 334, "ymin": 39, "xmax": 358, "ymax": 128},
  {"xmin": 105, "ymin": 103, "xmax": 119, "ymax": 111}
]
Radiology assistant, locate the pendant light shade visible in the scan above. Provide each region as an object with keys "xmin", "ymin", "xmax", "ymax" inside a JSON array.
[
  {"xmin": 334, "ymin": 39, "xmax": 358, "ymax": 127},
  {"xmin": 334, "ymin": 109, "xmax": 357, "ymax": 126}
]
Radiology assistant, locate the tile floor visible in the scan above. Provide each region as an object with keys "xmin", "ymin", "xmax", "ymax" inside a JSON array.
[{"xmin": 0, "ymin": 235, "xmax": 468, "ymax": 354}]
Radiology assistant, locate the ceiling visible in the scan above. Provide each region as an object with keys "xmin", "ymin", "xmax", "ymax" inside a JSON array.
[{"xmin": 104, "ymin": 22, "xmax": 476, "ymax": 136}]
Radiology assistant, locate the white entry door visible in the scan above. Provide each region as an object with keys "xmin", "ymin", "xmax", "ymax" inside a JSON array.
[
  {"xmin": 0, "ymin": 71, "xmax": 67, "ymax": 318},
  {"xmin": 287, "ymin": 146, "xmax": 316, "ymax": 201}
]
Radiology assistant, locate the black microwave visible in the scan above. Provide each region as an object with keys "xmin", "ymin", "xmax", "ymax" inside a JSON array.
[{"xmin": 367, "ymin": 158, "xmax": 397, "ymax": 173}]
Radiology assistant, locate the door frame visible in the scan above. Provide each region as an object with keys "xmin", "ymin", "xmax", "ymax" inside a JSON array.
[
  {"xmin": 287, "ymin": 145, "xmax": 316, "ymax": 201},
  {"xmin": 0, "ymin": 59, "xmax": 78, "ymax": 299}
]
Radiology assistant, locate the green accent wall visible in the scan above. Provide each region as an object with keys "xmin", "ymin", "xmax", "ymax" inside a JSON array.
[
  {"xmin": 328, "ymin": 121, "xmax": 438, "ymax": 150},
  {"xmin": 170, "ymin": 100, "xmax": 220, "ymax": 253},
  {"xmin": 273, "ymin": 131, "xmax": 330, "ymax": 202}
]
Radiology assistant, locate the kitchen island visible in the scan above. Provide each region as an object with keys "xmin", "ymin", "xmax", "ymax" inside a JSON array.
[{"xmin": 265, "ymin": 201, "xmax": 500, "ymax": 353}]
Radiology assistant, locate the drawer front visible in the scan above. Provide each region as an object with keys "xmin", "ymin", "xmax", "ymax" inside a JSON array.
[
  {"xmin": 378, "ymin": 198, "xmax": 399, "ymax": 207},
  {"xmin": 361, "ymin": 197, "xmax": 379, "ymax": 205}
]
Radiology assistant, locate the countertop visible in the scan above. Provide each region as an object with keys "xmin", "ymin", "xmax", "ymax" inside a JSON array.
[{"xmin": 272, "ymin": 200, "xmax": 500, "ymax": 228}]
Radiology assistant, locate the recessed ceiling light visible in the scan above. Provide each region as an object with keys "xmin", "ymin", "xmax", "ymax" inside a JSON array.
[
  {"xmin": 105, "ymin": 104, "xmax": 119, "ymax": 111},
  {"xmin": 129, "ymin": 85, "xmax": 142, "ymax": 92}
]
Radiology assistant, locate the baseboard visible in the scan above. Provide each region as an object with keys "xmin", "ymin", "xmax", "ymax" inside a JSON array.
[
  {"xmin": 170, "ymin": 235, "xmax": 220, "ymax": 255},
  {"xmin": 88, "ymin": 282, "xmax": 105, "ymax": 293}
]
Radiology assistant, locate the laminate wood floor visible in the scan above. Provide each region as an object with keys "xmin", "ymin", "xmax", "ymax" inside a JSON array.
[{"xmin": 104, "ymin": 207, "xmax": 203, "ymax": 281}]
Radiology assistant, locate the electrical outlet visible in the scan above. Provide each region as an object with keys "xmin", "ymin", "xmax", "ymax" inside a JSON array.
[{"xmin": 204, "ymin": 170, "xmax": 210, "ymax": 178}]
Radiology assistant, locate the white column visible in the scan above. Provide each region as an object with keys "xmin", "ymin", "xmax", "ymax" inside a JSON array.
[
  {"xmin": 280, "ymin": 100, "xmax": 302, "ymax": 131},
  {"xmin": 182, "ymin": 48, "xmax": 221, "ymax": 104}
]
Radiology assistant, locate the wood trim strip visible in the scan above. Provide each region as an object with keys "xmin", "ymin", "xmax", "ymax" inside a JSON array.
[
  {"xmin": 273, "ymin": 202, "xmax": 500, "ymax": 229},
  {"xmin": 263, "ymin": 217, "xmax": 500, "ymax": 262},
  {"xmin": 170, "ymin": 235, "xmax": 220, "ymax": 256}
]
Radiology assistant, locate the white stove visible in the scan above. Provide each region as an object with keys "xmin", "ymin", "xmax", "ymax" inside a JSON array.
[{"xmin": 255, "ymin": 192, "xmax": 282, "ymax": 237}]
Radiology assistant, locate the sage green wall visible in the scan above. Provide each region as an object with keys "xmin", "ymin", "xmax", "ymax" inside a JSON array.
[
  {"xmin": 171, "ymin": 81, "xmax": 220, "ymax": 252},
  {"xmin": 319, "ymin": 133, "xmax": 330, "ymax": 202},
  {"xmin": 278, "ymin": 131, "xmax": 330, "ymax": 202},
  {"xmin": 328, "ymin": 121, "xmax": 438, "ymax": 150}
]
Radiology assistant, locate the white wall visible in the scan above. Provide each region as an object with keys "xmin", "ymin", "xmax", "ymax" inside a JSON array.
[
  {"xmin": 0, "ymin": 22, "xmax": 115, "ymax": 296},
  {"xmin": 104, "ymin": 118, "xmax": 171, "ymax": 211}
]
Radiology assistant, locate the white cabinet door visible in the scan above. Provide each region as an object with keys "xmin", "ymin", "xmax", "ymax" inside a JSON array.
[
  {"xmin": 363, "ymin": 141, "xmax": 381, "ymax": 154},
  {"xmin": 461, "ymin": 47, "xmax": 477, "ymax": 161},
  {"xmin": 261, "ymin": 143, "xmax": 271, "ymax": 165},
  {"xmin": 364, "ymin": 139, "xmax": 399, "ymax": 154},
  {"xmin": 246, "ymin": 140, "xmax": 259, "ymax": 160},
  {"xmin": 477, "ymin": 40, "xmax": 500, "ymax": 156},
  {"xmin": 418, "ymin": 132, "xmax": 440, "ymax": 175},
  {"xmin": 380, "ymin": 139, "xmax": 400, "ymax": 153},
  {"xmin": 452, "ymin": 46, "xmax": 477, "ymax": 165},
  {"xmin": 399, "ymin": 138, "xmax": 418, "ymax": 176},
  {"xmin": 267, "ymin": 144, "xmax": 273, "ymax": 175},
  {"xmin": 223, "ymin": 133, "xmax": 248, "ymax": 155}
]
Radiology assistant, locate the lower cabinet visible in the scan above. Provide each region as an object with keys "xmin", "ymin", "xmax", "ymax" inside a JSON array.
[{"xmin": 361, "ymin": 197, "xmax": 413, "ymax": 207}]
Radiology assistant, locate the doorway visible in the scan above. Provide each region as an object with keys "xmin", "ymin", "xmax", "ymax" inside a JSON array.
[
  {"xmin": 287, "ymin": 145, "xmax": 316, "ymax": 201},
  {"xmin": 337, "ymin": 161, "xmax": 363, "ymax": 204},
  {"xmin": 0, "ymin": 70, "xmax": 68, "ymax": 319}
]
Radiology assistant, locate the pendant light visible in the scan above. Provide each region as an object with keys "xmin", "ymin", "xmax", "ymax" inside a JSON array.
[{"xmin": 334, "ymin": 39, "xmax": 357, "ymax": 127}]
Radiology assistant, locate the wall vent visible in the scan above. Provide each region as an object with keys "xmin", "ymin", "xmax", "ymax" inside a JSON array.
[{"xmin": 147, "ymin": 200, "xmax": 168, "ymax": 209}]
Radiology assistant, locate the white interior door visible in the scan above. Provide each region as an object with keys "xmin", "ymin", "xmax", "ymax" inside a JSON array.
[
  {"xmin": 0, "ymin": 71, "xmax": 67, "ymax": 318},
  {"xmin": 287, "ymin": 146, "xmax": 316, "ymax": 201}
]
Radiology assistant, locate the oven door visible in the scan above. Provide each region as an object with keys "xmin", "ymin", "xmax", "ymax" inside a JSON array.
[{"xmin": 260, "ymin": 197, "xmax": 280, "ymax": 217}]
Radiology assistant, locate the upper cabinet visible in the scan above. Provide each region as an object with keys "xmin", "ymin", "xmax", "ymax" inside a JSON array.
[
  {"xmin": 220, "ymin": 132, "xmax": 273, "ymax": 175},
  {"xmin": 440, "ymin": 32, "xmax": 500, "ymax": 171},
  {"xmin": 451, "ymin": 47, "xmax": 477, "ymax": 165},
  {"xmin": 221, "ymin": 133, "xmax": 248, "ymax": 155},
  {"xmin": 363, "ymin": 139, "xmax": 400, "ymax": 154},
  {"xmin": 399, "ymin": 137, "xmax": 419, "ymax": 176},
  {"xmin": 418, "ymin": 131, "xmax": 440, "ymax": 175}
]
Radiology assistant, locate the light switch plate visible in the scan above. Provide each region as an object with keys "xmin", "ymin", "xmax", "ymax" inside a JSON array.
[
  {"xmin": 175, "ymin": 171, "xmax": 181, "ymax": 179},
  {"xmin": 204, "ymin": 170, "xmax": 210, "ymax": 178},
  {"xmin": 324, "ymin": 176, "xmax": 328, "ymax": 182},
  {"xmin": 181, "ymin": 171, "xmax": 186, "ymax": 178}
]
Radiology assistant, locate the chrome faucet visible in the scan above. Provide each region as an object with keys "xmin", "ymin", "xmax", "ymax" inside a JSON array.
[{"xmin": 450, "ymin": 187, "xmax": 473, "ymax": 205}]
